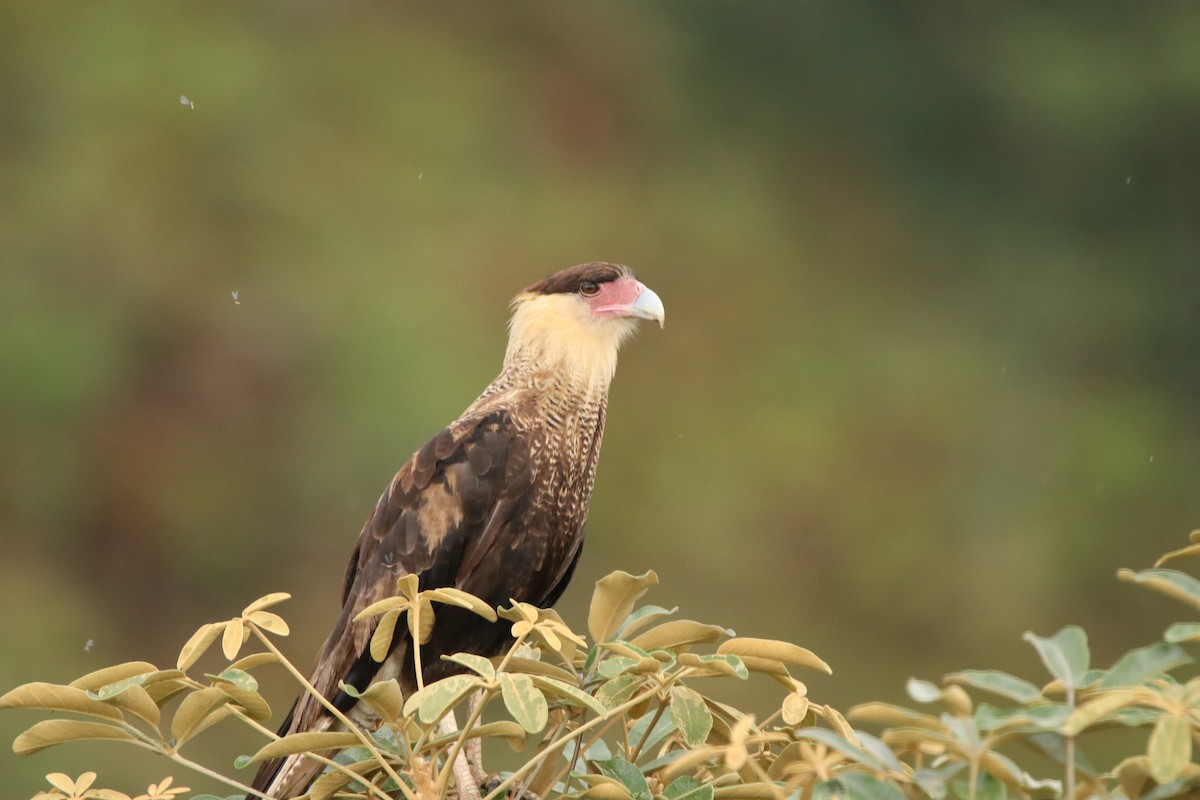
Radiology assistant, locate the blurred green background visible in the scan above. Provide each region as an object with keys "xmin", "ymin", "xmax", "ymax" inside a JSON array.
[{"xmin": 3, "ymin": 2, "xmax": 1199, "ymax": 795}]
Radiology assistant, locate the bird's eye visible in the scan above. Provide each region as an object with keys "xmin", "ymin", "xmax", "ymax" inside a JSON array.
[{"xmin": 579, "ymin": 281, "xmax": 600, "ymax": 297}]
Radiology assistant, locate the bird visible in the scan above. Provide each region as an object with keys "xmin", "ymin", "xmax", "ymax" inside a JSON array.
[{"xmin": 252, "ymin": 262, "xmax": 664, "ymax": 798}]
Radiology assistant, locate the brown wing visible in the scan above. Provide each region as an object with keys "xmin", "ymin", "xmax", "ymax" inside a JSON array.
[{"xmin": 253, "ymin": 407, "xmax": 584, "ymax": 795}]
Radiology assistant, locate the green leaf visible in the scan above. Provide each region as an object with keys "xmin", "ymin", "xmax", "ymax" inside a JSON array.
[
  {"xmin": 794, "ymin": 728, "xmax": 889, "ymax": 774},
  {"xmin": 499, "ymin": 672, "xmax": 548, "ymax": 733},
  {"xmin": 815, "ymin": 772, "xmax": 905, "ymax": 800},
  {"xmin": 1023, "ymin": 627, "xmax": 1089, "ymax": 689},
  {"xmin": 1164, "ymin": 622, "xmax": 1200, "ymax": 643},
  {"xmin": 616, "ymin": 605, "xmax": 679, "ymax": 640},
  {"xmin": 1099, "ymin": 643, "xmax": 1192, "ymax": 688},
  {"xmin": 906, "ymin": 678, "xmax": 941, "ymax": 703},
  {"xmin": 208, "ymin": 668, "xmax": 259, "ymax": 692},
  {"xmin": 171, "ymin": 686, "xmax": 231, "ymax": 745},
  {"xmin": 953, "ymin": 773, "xmax": 1006, "ymax": 800},
  {"xmin": 443, "ymin": 652, "xmax": 496, "ymax": 680},
  {"xmin": 665, "ymin": 776, "xmax": 714, "ymax": 800},
  {"xmin": 249, "ymin": 731, "xmax": 364, "ymax": 762},
  {"xmin": 947, "ymin": 670, "xmax": 1042, "ymax": 704},
  {"xmin": 1118, "ymin": 569, "xmax": 1200, "ymax": 611},
  {"xmin": 403, "ymin": 673, "xmax": 479, "ymax": 724},
  {"xmin": 595, "ymin": 756, "xmax": 651, "ymax": 800},
  {"xmin": 717, "ymin": 637, "xmax": 831, "ymax": 674},
  {"xmin": 596, "ymin": 674, "xmax": 643, "ymax": 710},
  {"xmin": 598, "ymin": 656, "xmax": 642, "ymax": 679},
  {"xmin": 0, "ymin": 682, "xmax": 123, "ymax": 721},
  {"xmin": 1148, "ymin": 713, "xmax": 1191, "ymax": 783},
  {"xmin": 13, "ymin": 719, "xmax": 135, "ymax": 755},
  {"xmin": 589, "ymin": 570, "xmax": 659, "ymax": 643},
  {"xmin": 669, "ymin": 686, "xmax": 712, "ymax": 747}
]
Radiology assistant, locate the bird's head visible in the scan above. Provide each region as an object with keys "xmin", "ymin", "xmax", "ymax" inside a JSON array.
[{"xmin": 506, "ymin": 262, "xmax": 665, "ymax": 385}]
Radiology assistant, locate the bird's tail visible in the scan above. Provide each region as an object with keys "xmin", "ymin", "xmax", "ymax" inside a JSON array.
[{"xmin": 249, "ymin": 701, "xmax": 333, "ymax": 798}]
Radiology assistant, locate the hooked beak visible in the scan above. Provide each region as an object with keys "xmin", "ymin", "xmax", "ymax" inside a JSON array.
[{"xmin": 601, "ymin": 283, "xmax": 666, "ymax": 328}]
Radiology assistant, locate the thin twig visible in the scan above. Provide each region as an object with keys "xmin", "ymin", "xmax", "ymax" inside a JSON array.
[{"xmin": 482, "ymin": 671, "xmax": 692, "ymax": 800}]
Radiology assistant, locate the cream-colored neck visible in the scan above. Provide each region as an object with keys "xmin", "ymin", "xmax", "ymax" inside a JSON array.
[{"xmin": 502, "ymin": 293, "xmax": 636, "ymax": 392}]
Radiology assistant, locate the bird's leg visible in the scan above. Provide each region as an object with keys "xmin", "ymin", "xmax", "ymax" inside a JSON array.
[
  {"xmin": 465, "ymin": 690, "xmax": 490, "ymax": 787},
  {"xmin": 439, "ymin": 711, "xmax": 483, "ymax": 800}
]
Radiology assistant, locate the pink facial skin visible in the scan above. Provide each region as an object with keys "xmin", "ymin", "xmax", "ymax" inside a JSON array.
[{"xmin": 586, "ymin": 278, "xmax": 666, "ymax": 326}]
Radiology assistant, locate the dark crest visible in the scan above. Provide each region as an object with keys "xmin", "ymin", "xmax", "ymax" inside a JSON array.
[{"xmin": 523, "ymin": 262, "xmax": 633, "ymax": 296}]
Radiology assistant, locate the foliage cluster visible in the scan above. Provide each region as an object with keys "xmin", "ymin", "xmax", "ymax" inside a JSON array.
[{"xmin": 7, "ymin": 532, "xmax": 1200, "ymax": 800}]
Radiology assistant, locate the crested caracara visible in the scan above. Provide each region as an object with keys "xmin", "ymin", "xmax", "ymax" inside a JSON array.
[{"xmin": 252, "ymin": 262, "xmax": 664, "ymax": 797}]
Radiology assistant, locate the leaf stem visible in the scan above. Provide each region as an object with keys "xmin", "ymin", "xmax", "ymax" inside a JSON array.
[
  {"xmin": 482, "ymin": 671, "xmax": 690, "ymax": 800},
  {"xmin": 629, "ymin": 700, "xmax": 668, "ymax": 763}
]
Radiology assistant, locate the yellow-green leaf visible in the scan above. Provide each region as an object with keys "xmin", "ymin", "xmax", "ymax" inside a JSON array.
[
  {"xmin": 848, "ymin": 702, "xmax": 943, "ymax": 730},
  {"xmin": 782, "ymin": 693, "xmax": 810, "ymax": 725},
  {"xmin": 0, "ymin": 682, "xmax": 123, "ymax": 721},
  {"xmin": 588, "ymin": 570, "xmax": 659, "ymax": 643},
  {"xmin": 578, "ymin": 781, "xmax": 633, "ymax": 800},
  {"xmin": 104, "ymin": 684, "xmax": 161, "ymax": 729},
  {"xmin": 426, "ymin": 588, "xmax": 498, "ymax": 621},
  {"xmin": 171, "ymin": 687, "xmax": 230, "ymax": 746},
  {"xmin": 713, "ymin": 784, "xmax": 782, "ymax": 799},
  {"xmin": 221, "ymin": 618, "xmax": 245, "ymax": 661},
  {"xmin": 500, "ymin": 673, "xmax": 549, "ymax": 733},
  {"xmin": 463, "ymin": 720, "xmax": 527, "ymax": 745},
  {"xmin": 178, "ymin": 623, "xmax": 224, "ymax": 671},
  {"xmin": 1118, "ymin": 569, "xmax": 1200, "ymax": 611},
  {"xmin": 531, "ymin": 675, "xmax": 607, "ymax": 716},
  {"xmin": 13, "ymin": 720, "xmax": 135, "ymax": 755},
  {"xmin": 228, "ymin": 652, "xmax": 280, "ymax": 672},
  {"xmin": 352, "ymin": 678, "xmax": 404, "ymax": 721},
  {"xmin": 408, "ymin": 597, "xmax": 435, "ymax": 645},
  {"xmin": 717, "ymin": 638, "xmax": 831, "ymax": 675},
  {"xmin": 1155, "ymin": 544, "xmax": 1200, "ymax": 569},
  {"xmin": 396, "ymin": 573, "xmax": 420, "ymax": 600},
  {"xmin": 250, "ymin": 731, "xmax": 364, "ymax": 762},
  {"xmin": 246, "ymin": 611, "xmax": 290, "ymax": 636},
  {"xmin": 403, "ymin": 673, "xmax": 480, "ymax": 724},
  {"xmin": 629, "ymin": 620, "xmax": 730, "ymax": 652},
  {"xmin": 443, "ymin": 652, "xmax": 495, "ymax": 680},
  {"xmin": 1148, "ymin": 712, "xmax": 1191, "ymax": 783},
  {"xmin": 370, "ymin": 608, "xmax": 401, "ymax": 662},
  {"xmin": 219, "ymin": 685, "xmax": 272, "ymax": 721},
  {"xmin": 69, "ymin": 662, "xmax": 158, "ymax": 692},
  {"xmin": 241, "ymin": 592, "xmax": 291, "ymax": 615},
  {"xmin": 502, "ymin": 656, "xmax": 579, "ymax": 685},
  {"xmin": 1064, "ymin": 691, "xmax": 1141, "ymax": 736},
  {"xmin": 354, "ymin": 595, "xmax": 409, "ymax": 622}
]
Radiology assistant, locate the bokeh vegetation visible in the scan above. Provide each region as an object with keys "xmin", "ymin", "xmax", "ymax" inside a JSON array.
[{"xmin": 2, "ymin": 2, "xmax": 1198, "ymax": 795}]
